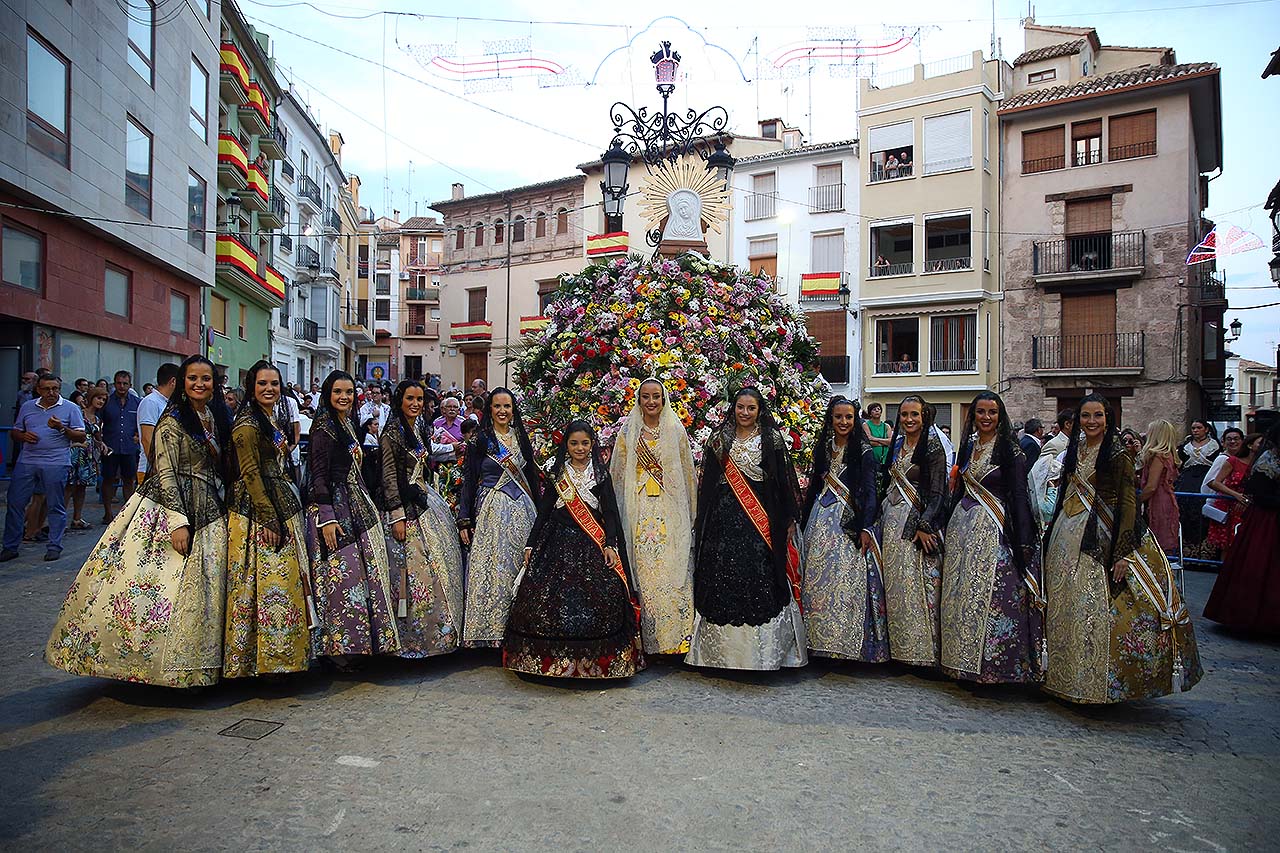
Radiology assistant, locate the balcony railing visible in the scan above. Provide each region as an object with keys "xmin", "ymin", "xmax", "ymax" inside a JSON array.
[
  {"xmin": 923, "ymin": 256, "xmax": 972, "ymax": 273},
  {"xmin": 280, "ymin": 160, "xmax": 295, "ymax": 181},
  {"xmin": 298, "ymin": 174, "xmax": 321, "ymax": 208},
  {"xmin": 403, "ymin": 320, "xmax": 440, "ymax": 338},
  {"xmin": 1032, "ymin": 231, "xmax": 1144, "ymax": 276},
  {"xmin": 870, "ymin": 261, "xmax": 914, "ymax": 277},
  {"xmin": 405, "ymin": 286, "xmax": 440, "ymax": 301},
  {"xmin": 1022, "ymin": 155, "xmax": 1065, "ymax": 175},
  {"xmin": 1109, "ymin": 141, "xmax": 1157, "ymax": 161},
  {"xmin": 297, "ymin": 243, "xmax": 320, "ymax": 269},
  {"xmin": 875, "ymin": 358, "xmax": 919, "ymax": 374},
  {"xmin": 1200, "ymin": 269, "xmax": 1227, "ymax": 303},
  {"xmin": 809, "ymin": 183, "xmax": 844, "ymax": 213},
  {"xmin": 869, "ymin": 163, "xmax": 914, "ymax": 183},
  {"xmin": 818, "ymin": 355, "xmax": 850, "ymax": 384},
  {"xmin": 278, "ymin": 233, "xmax": 293, "ymax": 252},
  {"xmin": 743, "ymin": 192, "xmax": 777, "ymax": 221},
  {"xmin": 325, "ymin": 207, "xmax": 341, "ymax": 233},
  {"xmin": 344, "ymin": 300, "xmax": 370, "ymax": 328},
  {"xmin": 293, "ymin": 318, "xmax": 318, "ymax": 343},
  {"xmin": 930, "ymin": 356, "xmax": 977, "ymax": 372},
  {"xmin": 1032, "ymin": 332, "xmax": 1145, "ymax": 370}
]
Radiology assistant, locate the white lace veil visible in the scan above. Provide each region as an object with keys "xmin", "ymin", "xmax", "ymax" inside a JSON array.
[{"xmin": 611, "ymin": 378, "xmax": 697, "ymax": 565}]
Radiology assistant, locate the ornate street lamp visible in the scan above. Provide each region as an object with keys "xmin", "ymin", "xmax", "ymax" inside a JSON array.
[{"xmin": 600, "ymin": 141, "xmax": 631, "ymax": 234}]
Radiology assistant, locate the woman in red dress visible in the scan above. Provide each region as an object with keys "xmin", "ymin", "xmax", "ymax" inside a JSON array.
[
  {"xmin": 1139, "ymin": 419, "xmax": 1181, "ymax": 555},
  {"xmin": 1206, "ymin": 431, "xmax": 1261, "ymax": 552}
]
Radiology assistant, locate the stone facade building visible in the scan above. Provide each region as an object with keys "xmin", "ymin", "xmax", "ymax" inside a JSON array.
[
  {"xmin": 998, "ymin": 21, "xmax": 1223, "ymax": 428},
  {"xmin": 397, "ymin": 216, "xmax": 445, "ymax": 382}
]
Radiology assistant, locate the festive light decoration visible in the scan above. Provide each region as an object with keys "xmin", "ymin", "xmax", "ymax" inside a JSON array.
[
  {"xmin": 513, "ymin": 253, "xmax": 827, "ymax": 465},
  {"xmin": 1187, "ymin": 224, "xmax": 1266, "ymax": 265}
]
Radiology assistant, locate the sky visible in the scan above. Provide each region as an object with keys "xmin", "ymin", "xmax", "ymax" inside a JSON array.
[{"xmin": 238, "ymin": 0, "xmax": 1280, "ymax": 365}]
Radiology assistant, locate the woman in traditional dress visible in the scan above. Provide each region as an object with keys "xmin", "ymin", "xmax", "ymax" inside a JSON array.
[
  {"xmin": 610, "ymin": 378, "xmax": 697, "ymax": 656},
  {"xmin": 223, "ymin": 361, "xmax": 312, "ymax": 678},
  {"xmin": 1175, "ymin": 419, "xmax": 1220, "ymax": 559},
  {"xmin": 875, "ymin": 395, "xmax": 948, "ymax": 667},
  {"xmin": 1042, "ymin": 393, "xmax": 1202, "ymax": 703},
  {"xmin": 381, "ymin": 380, "xmax": 465, "ymax": 658},
  {"xmin": 1139, "ymin": 419, "xmax": 1182, "ymax": 556},
  {"xmin": 800, "ymin": 396, "xmax": 889, "ymax": 662},
  {"xmin": 686, "ymin": 388, "xmax": 806, "ymax": 671},
  {"xmin": 503, "ymin": 420, "xmax": 644, "ymax": 678},
  {"xmin": 458, "ymin": 387, "xmax": 541, "ymax": 648},
  {"xmin": 305, "ymin": 370, "xmax": 400, "ymax": 667},
  {"xmin": 939, "ymin": 392, "xmax": 1043, "ymax": 684},
  {"xmin": 1204, "ymin": 420, "xmax": 1280, "ymax": 633},
  {"xmin": 46, "ymin": 355, "xmax": 231, "ymax": 687},
  {"xmin": 1205, "ymin": 430, "xmax": 1260, "ymax": 552}
]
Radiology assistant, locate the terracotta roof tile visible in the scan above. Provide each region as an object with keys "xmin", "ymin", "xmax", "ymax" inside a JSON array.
[
  {"xmin": 736, "ymin": 139, "xmax": 857, "ymax": 165},
  {"xmin": 1013, "ymin": 40, "xmax": 1086, "ymax": 67},
  {"xmin": 999, "ymin": 61, "xmax": 1218, "ymax": 113},
  {"xmin": 400, "ymin": 216, "xmax": 440, "ymax": 230}
]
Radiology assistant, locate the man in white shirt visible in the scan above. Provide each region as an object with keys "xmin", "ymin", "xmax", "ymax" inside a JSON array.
[
  {"xmin": 136, "ymin": 363, "xmax": 180, "ymax": 482},
  {"xmin": 358, "ymin": 384, "xmax": 389, "ymax": 448}
]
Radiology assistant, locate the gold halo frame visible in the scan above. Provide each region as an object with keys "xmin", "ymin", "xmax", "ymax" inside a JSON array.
[{"xmin": 638, "ymin": 158, "xmax": 731, "ymax": 237}]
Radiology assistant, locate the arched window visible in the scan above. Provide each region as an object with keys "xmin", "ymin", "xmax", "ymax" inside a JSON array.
[
  {"xmin": 474, "ymin": 222, "xmax": 484, "ymax": 247},
  {"xmin": 454, "ymin": 226, "xmax": 464, "ymax": 250},
  {"xmin": 494, "ymin": 218, "xmax": 505, "ymax": 244},
  {"xmin": 512, "ymin": 215, "xmax": 526, "ymax": 242},
  {"xmin": 556, "ymin": 207, "xmax": 568, "ymax": 235},
  {"xmin": 535, "ymin": 211, "xmax": 547, "ymax": 238}
]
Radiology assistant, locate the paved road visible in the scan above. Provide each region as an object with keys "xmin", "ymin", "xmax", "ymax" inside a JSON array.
[{"xmin": 1, "ymin": 522, "xmax": 1277, "ymax": 852}]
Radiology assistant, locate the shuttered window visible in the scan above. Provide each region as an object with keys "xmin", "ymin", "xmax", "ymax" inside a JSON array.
[
  {"xmin": 467, "ymin": 289, "xmax": 486, "ymax": 322},
  {"xmin": 869, "ymin": 120, "xmax": 913, "ymax": 153},
  {"xmin": 811, "ymin": 231, "xmax": 844, "ymax": 273},
  {"xmin": 1109, "ymin": 109, "xmax": 1156, "ymax": 160},
  {"xmin": 1022, "ymin": 126, "xmax": 1064, "ymax": 173},
  {"xmin": 806, "ymin": 310, "xmax": 847, "ymax": 356},
  {"xmin": 1065, "ymin": 197, "xmax": 1111, "ymax": 235},
  {"xmin": 816, "ymin": 163, "xmax": 842, "ymax": 185},
  {"xmin": 1061, "ymin": 291, "xmax": 1117, "ymax": 368},
  {"xmin": 923, "ymin": 110, "xmax": 972, "ymax": 174},
  {"xmin": 747, "ymin": 236, "xmax": 778, "ymax": 282},
  {"xmin": 1071, "ymin": 119, "xmax": 1102, "ymax": 166}
]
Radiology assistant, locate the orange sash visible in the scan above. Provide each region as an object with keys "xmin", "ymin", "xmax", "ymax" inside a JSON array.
[
  {"xmin": 556, "ymin": 472, "xmax": 642, "ymax": 627},
  {"xmin": 722, "ymin": 451, "xmax": 803, "ymax": 614},
  {"xmin": 635, "ymin": 437, "xmax": 664, "ymax": 491}
]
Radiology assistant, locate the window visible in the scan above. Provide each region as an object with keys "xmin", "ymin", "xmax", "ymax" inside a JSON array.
[
  {"xmin": 127, "ymin": 0, "xmax": 154, "ymax": 85},
  {"xmin": 1021, "ymin": 125, "xmax": 1064, "ymax": 174},
  {"xmin": 210, "ymin": 293, "xmax": 228, "ymax": 336},
  {"xmin": 761, "ymin": 120, "xmax": 779, "ymax": 139},
  {"xmin": 807, "ymin": 310, "xmax": 849, "ymax": 383},
  {"xmin": 810, "ymin": 231, "xmax": 844, "ymax": 274},
  {"xmin": 1065, "ymin": 197, "xmax": 1114, "ymax": 270},
  {"xmin": 1072, "ymin": 119, "xmax": 1102, "ymax": 167},
  {"xmin": 125, "ymin": 115, "xmax": 152, "ymax": 217},
  {"xmin": 535, "ymin": 212, "xmax": 547, "ymax": 238},
  {"xmin": 431, "ymin": 238, "xmax": 442, "ymax": 253},
  {"xmin": 169, "ymin": 291, "xmax": 188, "ymax": 335},
  {"xmin": 924, "ymin": 214, "xmax": 972, "ymax": 272},
  {"xmin": 512, "ymin": 215, "xmax": 526, "ymax": 242},
  {"xmin": 376, "ymin": 298, "xmax": 390, "ymax": 321},
  {"xmin": 1028, "ymin": 68, "xmax": 1056, "ymax": 84},
  {"xmin": 1060, "ymin": 291, "xmax": 1118, "ymax": 368},
  {"xmin": 468, "ymin": 289, "xmax": 487, "ymax": 322},
  {"xmin": 747, "ymin": 172, "xmax": 777, "ymax": 220},
  {"xmin": 404, "ymin": 355, "xmax": 423, "ymax": 379},
  {"xmin": 187, "ymin": 171, "xmax": 206, "ymax": 251},
  {"xmin": 26, "ymin": 31, "xmax": 70, "ymax": 167},
  {"xmin": 494, "ymin": 219, "xmax": 505, "ymax": 244},
  {"xmin": 455, "ymin": 226, "xmax": 465, "ymax": 250},
  {"xmin": 375, "ymin": 273, "xmax": 390, "ymax": 295},
  {"xmin": 930, "ymin": 314, "xmax": 976, "ymax": 371},
  {"xmin": 416, "ymin": 238, "xmax": 427, "ymax": 262},
  {"xmin": 982, "ymin": 209, "xmax": 990, "ymax": 271},
  {"xmin": 104, "ymin": 265, "xmax": 130, "ymax": 317},
  {"xmin": 983, "ymin": 109, "xmax": 990, "ymax": 169},
  {"xmin": 537, "ymin": 278, "xmax": 558, "ymax": 313},
  {"xmin": 811, "ymin": 164, "xmax": 843, "ymax": 212},
  {"xmin": 1109, "ymin": 109, "xmax": 1157, "ymax": 160},
  {"xmin": 189, "ymin": 57, "xmax": 208, "ymax": 141},
  {"xmin": 870, "ymin": 220, "xmax": 913, "ymax": 276},
  {"xmin": 868, "ymin": 120, "xmax": 913, "ymax": 182},
  {"xmin": 875, "ymin": 318, "xmax": 919, "ymax": 374},
  {"xmin": 2, "ymin": 223, "xmax": 43, "ymax": 291},
  {"xmin": 923, "ymin": 110, "xmax": 972, "ymax": 175},
  {"xmin": 238, "ymin": 303, "xmax": 247, "ymax": 339},
  {"xmin": 556, "ymin": 208, "xmax": 568, "ymax": 235},
  {"xmin": 474, "ymin": 222, "xmax": 485, "ymax": 247},
  {"xmin": 747, "ymin": 236, "xmax": 778, "ymax": 281}
]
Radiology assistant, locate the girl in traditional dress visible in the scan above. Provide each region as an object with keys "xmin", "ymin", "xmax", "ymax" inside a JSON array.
[
  {"xmin": 610, "ymin": 378, "xmax": 696, "ymax": 656},
  {"xmin": 223, "ymin": 361, "xmax": 312, "ymax": 678},
  {"xmin": 1204, "ymin": 420, "xmax": 1280, "ymax": 634},
  {"xmin": 686, "ymin": 388, "xmax": 806, "ymax": 671},
  {"xmin": 381, "ymin": 380, "xmax": 465, "ymax": 658},
  {"xmin": 1176, "ymin": 419, "xmax": 1220, "ymax": 558},
  {"xmin": 800, "ymin": 396, "xmax": 889, "ymax": 662},
  {"xmin": 939, "ymin": 392, "xmax": 1043, "ymax": 684},
  {"xmin": 503, "ymin": 421, "xmax": 644, "ymax": 678},
  {"xmin": 458, "ymin": 387, "xmax": 541, "ymax": 648},
  {"xmin": 46, "ymin": 355, "xmax": 231, "ymax": 687},
  {"xmin": 1139, "ymin": 419, "xmax": 1182, "ymax": 556},
  {"xmin": 305, "ymin": 370, "xmax": 400, "ymax": 667},
  {"xmin": 875, "ymin": 395, "xmax": 948, "ymax": 667},
  {"xmin": 1042, "ymin": 393, "xmax": 1202, "ymax": 703}
]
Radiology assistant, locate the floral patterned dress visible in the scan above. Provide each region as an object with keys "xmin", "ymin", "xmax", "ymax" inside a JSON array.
[
  {"xmin": 46, "ymin": 413, "xmax": 228, "ymax": 687},
  {"xmin": 68, "ymin": 420, "xmax": 101, "ymax": 487}
]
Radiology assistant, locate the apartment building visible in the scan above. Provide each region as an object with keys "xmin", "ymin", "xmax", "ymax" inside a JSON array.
[
  {"xmin": 731, "ymin": 124, "xmax": 861, "ymax": 396},
  {"xmin": 0, "ymin": 0, "xmax": 216, "ymax": 402},
  {"xmin": 998, "ymin": 21, "xmax": 1223, "ymax": 427},
  {"xmin": 338, "ymin": 174, "xmax": 374, "ymax": 377},
  {"xmin": 210, "ymin": 0, "xmax": 284, "ymax": 386},
  {"xmin": 857, "ymin": 51, "xmax": 1004, "ymax": 432},
  {"xmin": 368, "ymin": 216, "xmax": 403, "ymax": 382},
  {"xmin": 397, "ymin": 216, "xmax": 445, "ymax": 381},
  {"xmin": 429, "ymin": 178, "xmax": 586, "ymax": 389}
]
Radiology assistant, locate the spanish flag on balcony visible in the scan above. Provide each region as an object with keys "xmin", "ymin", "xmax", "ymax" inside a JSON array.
[
  {"xmin": 587, "ymin": 231, "xmax": 629, "ymax": 257},
  {"xmin": 800, "ymin": 272, "xmax": 841, "ymax": 297},
  {"xmin": 450, "ymin": 321, "xmax": 493, "ymax": 342},
  {"xmin": 520, "ymin": 315, "xmax": 549, "ymax": 335}
]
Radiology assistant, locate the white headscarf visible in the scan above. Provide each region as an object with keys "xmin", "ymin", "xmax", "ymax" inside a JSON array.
[{"xmin": 610, "ymin": 378, "xmax": 697, "ymax": 564}]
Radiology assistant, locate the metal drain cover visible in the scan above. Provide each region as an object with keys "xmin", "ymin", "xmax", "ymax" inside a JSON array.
[{"xmin": 218, "ymin": 719, "xmax": 283, "ymax": 740}]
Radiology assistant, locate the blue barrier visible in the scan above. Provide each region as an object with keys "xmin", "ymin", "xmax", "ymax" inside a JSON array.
[{"xmin": 1172, "ymin": 489, "xmax": 1236, "ymax": 572}]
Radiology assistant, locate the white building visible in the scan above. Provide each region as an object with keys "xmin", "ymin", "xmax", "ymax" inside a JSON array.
[{"xmin": 731, "ymin": 121, "xmax": 861, "ymax": 397}]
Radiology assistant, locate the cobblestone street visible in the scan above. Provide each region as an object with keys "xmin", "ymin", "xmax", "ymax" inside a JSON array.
[{"xmin": 0, "ymin": 525, "xmax": 1276, "ymax": 852}]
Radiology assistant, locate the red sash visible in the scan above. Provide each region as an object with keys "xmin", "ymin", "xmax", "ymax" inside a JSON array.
[
  {"xmin": 556, "ymin": 473, "xmax": 642, "ymax": 627},
  {"xmin": 722, "ymin": 451, "xmax": 803, "ymax": 614}
]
